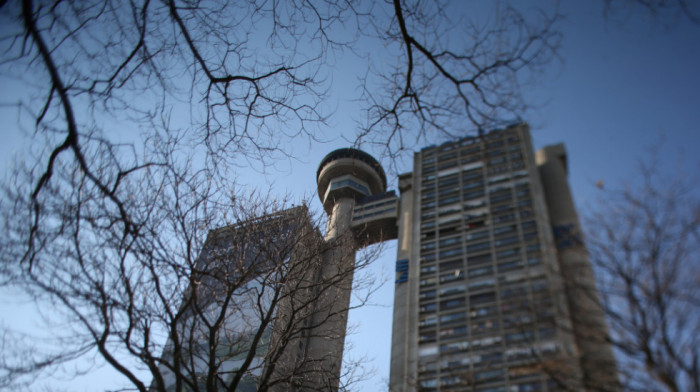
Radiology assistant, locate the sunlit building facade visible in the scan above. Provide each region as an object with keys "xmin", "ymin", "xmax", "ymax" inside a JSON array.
[{"xmin": 390, "ymin": 124, "xmax": 617, "ymax": 391}]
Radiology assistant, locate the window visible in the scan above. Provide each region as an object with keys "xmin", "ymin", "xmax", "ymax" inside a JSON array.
[
  {"xmin": 421, "ymin": 241, "xmax": 436, "ymax": 250},
  {"xmin": 422, "ymin": 191, "xmax": 436, "ymax": 200},
  {"xmin": 490, "ymin": 191, "xmax": 512, "ymax": 204},
  {"xmin": 440, "ymin": 285, "xmax": 466, "ymax": 297},
  {"xmin": 516, "ymin": 187, "xmax": 530, "ymax": 198},
  {"xmin": 493, "ymin": 213, "xmax": 515, "ymax": 224},
  {"xmin": 440, "ymin": 260, "xmax": 463, "ymax": 272},
  {"xmin": 420, "ymin": 290, "xmax": 437, "ymax": 300},
  {"xmin": 470, "ymin": 305, "xmax": 497, "ymax": 318},
  {"xmin": 328, "ymin": 178, "xmax": 369, "ymax": 195},
  {"xmin": 440, "ymin": 248, "xmax": 462, "ymax": 258},
  {"xmin": 488, "ymin": 156, "xmax": 506, "ymax": 165},
  {"xmin": 506, "ymin": 331, "xmax": 535, "ymax": 344},
  {"xmin": 440, "ymin": 340, "xmax": 469, "ymax": 353},
  {"xmin": 539, "ymin": 327, "xmax": 556, "ymax": 339},
  {"xmin": 471, "ymin": 335, "xmax": 502, "ymax": 349},
  {"xmin": 463, "ymin": 168, "xmax": 483, "ymax": 181},
  {"xmin": 439, "ymin": 175, "xmax": 459, "ymax": 187},
  {"xmin": 440, "ymin": 270, "xmax": 464, "ymax": 284},
  {"xmin": 467, "ymin": 241, "xmax": 491, "ymax": 252},
  {"xmin": 440, "ymin": 311, "xmax": 467, "ymax": 324},
  {"xmin": 514, "ymin": 381, "xmax": 543, "ymax": 392},
  {"xmin": 438, "ymin": 152, "xmax": 457, "ymax": 162},
  {"xmin": 464, "ymin": 190, "xmax": 486, "ymax": 200},
  {"xmin": 439, "ymin": 195, "xmax": 460, "ymax": 206},
  {"xmin": 523, "ymin": 231, "xmax": 538, "ymax": 242},
  {"xmin": 440, "ymin": 325, "xmax": 468, "ymax": 338},
  {"xmin": 494, "ymin": 225, "xmax": 516, "ymax": 235},
  {"xmin": 496, "ymin": 247, "xmax": 520, "ymax": 259},
  {"xmin": 527, "ymin": 244, "xmax": 540, "ymax": 253},
  {"xmin": 421, "ymin": 265, "xmax": 436, "ymax": 274},
  {"xmin": 503, "ymin": 314, "xmax": 533, "ymax": 328},
  {"xmin": 438, "ymin": 186, "xmax": 459, "ymax": 196},
  {"xmin": 438, "ymin": 160, "xmax": 458, "ymax": 170},
  {"xmin": 473, "ymin": 320, "xmax": 500, "ymax": 334},
  {"xmin": 470, "ymin": 291, "xmax": 496, "ymax": 304},
  {"xmin": 420, "ymin": 331, "xmax": 437, "ymax": 342},
  {"xmin": 498, "ymin": 260, "xmax": 523, "ymax": 272},
  {"xmin": 518, "ymin": 198, "xmax": 532, "ymax": 207},
  {"xmin": 475, "ymin": 369, "xmax": 504, "ymax": 382},
  {"xmin": 467, "ymin": 252, "xmax": 492, "ymax": 265},
  {"xmin": 531, "ymin": 278, "xmax": 548, "ymax": 293},
  {"xmin": 521, "ymin": 220, "xmax": 536, "ymax": 230},
  {"xmin": 441, "ymin": 298, "xmax": 466, "ymax": 310},
  {"xmin": 422, "ymin": 221, "xmax": 436, "ymax": 230},
  {"xmin": 469, "ymin": 278, "xmax": 495, "ymax": 291},
  {"xmin": 494, "ymin": 236, "xmax": 518, "ymax": 247},
  {"xmin": 501, "ymin": 285, "xmax": 528, "ymax": 299},
  {"xmin": 487, "ymin": 140, "xmax": 504, "ymax": 149},
  {"xmin": 439, "ymin": 236, "xmax": 461, "ymax": 247},
  {"xmin": 468, "ymin": 265, "xmax": 493, "ymax": 278},
  {"xmin": 463, "ymin": 180, "xmax": 484, "ymax": 190},
  {"xmin": 466, "ymin": 230, "xmax": 489, "ymax": 241},
  {"xmin": 422, "ymin": 201, "xmax": 436, "ymax": 209},
  {"xmin": 419, "ymin": 344, "xmax": 438, "ymax": 357}
]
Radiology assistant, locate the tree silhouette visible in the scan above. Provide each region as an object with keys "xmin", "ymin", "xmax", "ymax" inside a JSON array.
[
  {"xmin": 586, "ymin": 159, "xmax": 700, "ymax": 392},
  {"xmin": 0, "ymin": 0, "xmax": 560, "ymax": 390}
]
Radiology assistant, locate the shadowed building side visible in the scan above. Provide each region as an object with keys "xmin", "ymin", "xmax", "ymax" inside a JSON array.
[{"xmin": 536, "ymin": 145, "xmax": 620, "ymax": 392}]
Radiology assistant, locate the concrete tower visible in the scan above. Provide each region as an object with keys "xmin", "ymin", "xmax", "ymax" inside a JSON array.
[{"xmin": 306, "ymin": 148, "xmax": 398, "ymax": 390}]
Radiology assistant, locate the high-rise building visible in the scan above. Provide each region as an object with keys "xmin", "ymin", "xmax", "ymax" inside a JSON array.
[
  {"xmin": 153, "ymin": 206, "xmax": 326, "ymax": 391},
  {"xmin": 389, "ymin": 124, "xmax": 618, "ymax": 391}
]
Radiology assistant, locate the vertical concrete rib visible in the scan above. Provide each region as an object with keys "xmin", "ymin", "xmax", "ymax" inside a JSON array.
[
  {"xmin": 536, "ymin": 144, "xmax": 620, "ymax": 391},
  {"xmin": 390, "ymin": 172, "xmax": 419, "ymax": 392}
]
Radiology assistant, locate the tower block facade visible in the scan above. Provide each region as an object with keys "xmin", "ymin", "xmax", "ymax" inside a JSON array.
[{"xmin": 389, "ymin": 124, "xmax": 618, "ymax": 392}]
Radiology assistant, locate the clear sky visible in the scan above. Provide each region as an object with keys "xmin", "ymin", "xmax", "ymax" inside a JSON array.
[{"xmin": 1, "ymin": 1, "xmax": 699, "ymax": 391}]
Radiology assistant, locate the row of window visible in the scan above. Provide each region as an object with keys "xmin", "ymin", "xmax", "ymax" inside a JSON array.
[
  {"xmin": 423, "ymin": 152, "xmax": 526, "ymax": 184},
  {"xmin": 421, "ymin": 191, "xmax": 533, "ymax": 234},
  {"xmin": 421, "ymin": 220, "xmax": 537, "ymax": 254},
  {"xmin": 421, "ymin": 266, "xmax": 547, "ymax": 298},
  {"xmin": 420, "ymin": 325, "xmax": 557, "ymax": 355},
  {"xmin": 422, "ymin": 176, "xmax": 529, "ymax": 207},
  {"xmin": 419, "ymin": 279, "xmax": 550, "ymax": 315},
  {"xmin": 419, "ymin": 254, "xmax": 543, "ymax": 288},
  {"xmin": 419, "ymin": 378, "xmax": 556, "ymax": 392},
  {"xmin": 421, "ymin": 134, "xmax": 522, "ymax": 173}
]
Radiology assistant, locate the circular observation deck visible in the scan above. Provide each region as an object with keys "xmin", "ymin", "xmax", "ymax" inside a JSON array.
[{"xmin": 316, "ymin": 148, "xmax": 387, "ymax": 213}]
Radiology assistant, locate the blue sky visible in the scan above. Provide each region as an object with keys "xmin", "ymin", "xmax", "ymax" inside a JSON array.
[{"xmin": 1, "ymin": 1, "xmax": 699, "ymax": 390}]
